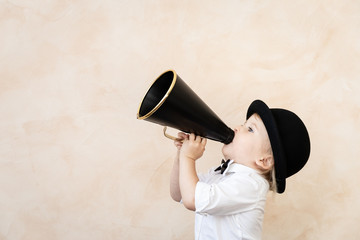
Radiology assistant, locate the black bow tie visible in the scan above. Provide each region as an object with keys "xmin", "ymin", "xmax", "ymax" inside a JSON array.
[{"xmin": 215, "ymin": 159, "xmax": 231, "ymax": 174}]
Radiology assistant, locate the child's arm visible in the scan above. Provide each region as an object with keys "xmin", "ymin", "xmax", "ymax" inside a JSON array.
[
  {"xmin": 170, "ymin": 133, "xmax": 187, "ymax": 202},
  {"xmin": 170, "ymin": 149, "xmax": 181, "ymax": 202},
  {"xmin": 179, "ymin": 133, "xmax": 207, "ymax": 211}
]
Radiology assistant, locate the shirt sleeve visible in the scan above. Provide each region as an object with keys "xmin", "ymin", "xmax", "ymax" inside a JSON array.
[{"xmin": 195, "ymin": 173, "xmax": 268, "ymax": 216}]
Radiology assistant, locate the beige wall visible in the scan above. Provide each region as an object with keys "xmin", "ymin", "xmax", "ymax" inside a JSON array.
[{"xmin": 1, "ymin": 0, "xmax": 359, "ymax": 239}]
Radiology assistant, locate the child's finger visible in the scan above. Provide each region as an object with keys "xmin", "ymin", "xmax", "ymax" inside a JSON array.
[
  {"xmin": 189, "ymin": 133, "xmax": 196, "ymax": 141},
  {"xmin": 177, "ymin": 132, "xmax": 189, "ymax": 140},
  {"xmin": 201, "ymin": 137, "xmax": 207, "ymax": 146},
  {"xmin": 195, "ymin": 134, "xmax": 203, "ymax": 143},
  {"xmin": 174, "ymin": 143, "xmax": 182, "ymax": 149},
  {"xmin": 174, "ymin": 138, "xmax": 183, "ymax": 148},
  {"xmin": 174, "ymin": 140, "xmax": 182, "ymax": 145}
]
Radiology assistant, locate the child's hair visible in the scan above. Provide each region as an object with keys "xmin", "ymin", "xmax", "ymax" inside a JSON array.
[
  {"xmin": 260, "ymin": 142, "xmax": 277, "ymax": 192},
  {"xmin": 262, "ymin": 167, "xmax": 277, "ymax": 192}
]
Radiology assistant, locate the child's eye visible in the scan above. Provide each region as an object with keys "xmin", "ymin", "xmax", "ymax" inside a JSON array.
[{"xmin": 248, "ymin": 127, "xmax": 254, "ymax": 133}]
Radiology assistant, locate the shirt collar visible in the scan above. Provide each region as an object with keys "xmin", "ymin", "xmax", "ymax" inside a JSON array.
[{"xmin": 224, "ymin": 161, "xmax": 259, "ymax": 175}]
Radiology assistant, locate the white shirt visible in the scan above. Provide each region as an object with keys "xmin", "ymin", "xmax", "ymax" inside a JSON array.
[{"xmin": 194, "ymin": 161, "xmax": 269, "ymax": 240}]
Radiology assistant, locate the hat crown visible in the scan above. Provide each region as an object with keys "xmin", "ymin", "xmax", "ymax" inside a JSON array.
[{"xmin": 271, "ymin": 109, "xmax": 311, "ymax": 177}]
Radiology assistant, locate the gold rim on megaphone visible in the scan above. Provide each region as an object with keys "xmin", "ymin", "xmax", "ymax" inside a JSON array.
[
  {"xmin": 137, "ymin": 70, "xmax": 181, "ymax": 141},
  {"xmin": 137, "ymin": 70, "xmax": 177, "ymax": 120}
]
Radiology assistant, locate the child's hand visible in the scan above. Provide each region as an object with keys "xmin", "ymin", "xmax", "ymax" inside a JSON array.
[
  {"xmin": 180, "ymin": 133, "xmax": 207, "ymax": 161},
  {"xmin": 174, "ymin": 132, "xmax": 188, "ymax": 150}
]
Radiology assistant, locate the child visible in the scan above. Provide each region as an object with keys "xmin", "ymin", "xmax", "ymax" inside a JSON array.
[{"xmin": 170, "ymin": 99, "xmax": 311, "ymax": 240}]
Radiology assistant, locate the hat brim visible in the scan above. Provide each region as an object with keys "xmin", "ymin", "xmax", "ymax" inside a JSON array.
[{"xmin": 246, "ymin": 100, "xmax": 286, "ymax": 193}]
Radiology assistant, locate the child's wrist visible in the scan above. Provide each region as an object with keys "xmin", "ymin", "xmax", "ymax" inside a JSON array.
[{"xmin": 180, "ymin": 154, "xmax": 197, "ymax": 162}]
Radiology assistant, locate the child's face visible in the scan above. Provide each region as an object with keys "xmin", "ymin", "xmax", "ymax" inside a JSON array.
[{"xmin": 222, "ymin": 113, "xmax": 272, "ymax": 168}]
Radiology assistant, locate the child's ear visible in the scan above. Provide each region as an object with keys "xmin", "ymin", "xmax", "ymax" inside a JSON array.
[{"xmin": 255, "ymin": 155, "xmax": 274, "ymax": 171}]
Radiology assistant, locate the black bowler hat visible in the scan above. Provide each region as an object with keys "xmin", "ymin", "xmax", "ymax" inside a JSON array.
[{"xmin": 246, "ymin": 100, "xmax": 311, "ymax": 193}]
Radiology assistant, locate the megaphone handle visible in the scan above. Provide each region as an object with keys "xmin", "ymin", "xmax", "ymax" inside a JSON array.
[{"xmin": 163, "ymin": 126, "xmax": 183, "ymax": 142}]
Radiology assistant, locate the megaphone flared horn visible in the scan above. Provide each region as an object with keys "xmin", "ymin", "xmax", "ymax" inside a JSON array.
[{"xmin": 137, "ymin": 70, "xmax": 234, "ymax": 144}]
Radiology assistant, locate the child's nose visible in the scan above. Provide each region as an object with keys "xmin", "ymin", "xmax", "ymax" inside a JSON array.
[{"xmin": 234, "ymin": 124, "xmax": 245, "ymax": 133}]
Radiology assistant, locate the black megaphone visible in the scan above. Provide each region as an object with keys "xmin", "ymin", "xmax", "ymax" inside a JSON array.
[{"xmin": 137, "ymin": 70, "xmax": 234, "ymax": 144}]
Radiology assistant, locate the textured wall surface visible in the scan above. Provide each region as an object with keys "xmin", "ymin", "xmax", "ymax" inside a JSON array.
[{"xmin": 1, "ymin": 0, "xmax": 360, "ymax": 239}]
